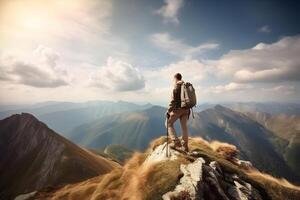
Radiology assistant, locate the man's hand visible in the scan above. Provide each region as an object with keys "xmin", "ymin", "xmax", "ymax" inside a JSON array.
[{"xmin": 165, "ymin": 111, "xmax": 170, "ymax": 119}]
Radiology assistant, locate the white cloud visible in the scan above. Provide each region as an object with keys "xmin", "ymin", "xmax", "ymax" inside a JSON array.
[
  {"xmin": 212, "ymin": 82, "xmax": 253, "ymax": 94},
  {"xmin": 258, "ymin": 25, "xmax": 271, "ymax": 33},
  {"xmin": 260, "ymin": 85, "xmax": 295, "ymax": 95},
  {"xmin": 145, "ymin": 59, "xmax": 212, "ymax": 87},
  {"xmin": 150, "ymin": 32, "xmax": 219, "ymax": 58},
  {"xmin": 89, "ymin": 57, "xmax": 145, "ymax": 91},
  {"xmin": 213, "ymin": 35, "xmax": 300, "ymax": 83},
  {"xmin": 158, "ymin": 59, "xmax": 210, "ymax": 83},
  {"xmin": 0, "ymin": 46, "xmax": 69, "ymax": 88},
  {"xmin": 155, "ymin": 0, "xmax": 184, "ymax": 25},
  {"xmin": 272, "ymin": 85, "xmax": 295, "ymax": 91},
  {"xmin": 145, "ymin": 35, "xmax": 300, "ymax": 103},
  {"xmin": 234, "ymin": 67, "xmax": 298, "ymax": 83}
]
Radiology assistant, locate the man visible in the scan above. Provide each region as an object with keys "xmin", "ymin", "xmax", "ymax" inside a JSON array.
[{"xmin": 166, "ymin": 73, "xmax": 190, "ymax": 152}]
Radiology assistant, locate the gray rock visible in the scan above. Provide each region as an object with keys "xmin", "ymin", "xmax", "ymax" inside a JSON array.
[
  {"xmin": 236, "ymin": 160, "xmax": 254, "ymax": 170},
  {"xmin": 228, "ymin": 180, "xmax": 263, "ymax": 200},
  {"xmin": 203, "ymin": 165, "xmax": 230, "ymax": 200},
  {"xmin": 14, "ymin": 191, "xmax": 37, "ymax": 200},
  {"xmin": 209, "ymin": 161, "xmax": 223, "ymax": 176},
  {"xmin": 162, "ymin": 158, "xmax": 205, "ymax": 200},
  {"xmin": 144, "ymin": 142, "xmax": 179, "ymax": 165},
  {"xmin": 152, "ymin": 143, "xmax": 264, "ymax": 200}
]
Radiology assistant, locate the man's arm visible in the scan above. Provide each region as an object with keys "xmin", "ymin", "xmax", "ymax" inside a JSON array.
[{"xmin": 167, "ymin": 89, "xmax": 175, "ymax": 113}]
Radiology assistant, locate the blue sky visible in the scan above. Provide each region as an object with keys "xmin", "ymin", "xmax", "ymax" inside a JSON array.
[
  {"xmin": 111, "ymin": 0, "xmax": 300, "ymax": 65},
  {"xmin": 0, "ymin": 0, "xmax": 299, "ymax": 105}
]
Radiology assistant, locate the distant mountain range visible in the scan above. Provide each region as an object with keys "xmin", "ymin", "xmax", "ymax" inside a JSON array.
[
  {"xmin": 1, "ymin": 101, "xmax": 299, "ymax": 136},
  {"xmin": 0, "ymin": 101, "xmax": 152, "ymax": 134},
  {"xmin": 196, "ymin": 102, "xmax": 300, "ymax": 115},
  {"xmin": 0, "ymin": 113, "xmax": 119, "ymax": 200}
]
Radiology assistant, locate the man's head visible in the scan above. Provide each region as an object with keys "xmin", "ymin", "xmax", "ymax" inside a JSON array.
[{"xmin": 174, "ymin": 73, "xmax": 182, "ymax": 83}]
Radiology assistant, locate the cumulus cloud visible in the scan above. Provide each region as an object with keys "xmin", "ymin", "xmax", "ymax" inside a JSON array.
[
  {"xmin": 89, "ymin": 57, "xmax": 145, "ymax": 91},
  {"xmin": 155, "ymin": 0, "xmax": 184, "ymax": 24},
  {"xmin": 213, "ymin": 35, "xmax": 300, "ymax": 83},
  {"xmin": 234, "ymin": 67, "xmax": 300, "ymax": 83},
  {"xmin": 258, "ymin": 25, "xmax": 271, "ymax": 33},
  {"xmin": 145, "ymin": 58, "xmax": 213, "ymax": 90},
  {"xmin": 0, "ymin": 46, "xmax": 69, "ymax": 88},
  {"xmin": 212, "ymin": 82, "xmax": 253, "ymax": 94},
  {"xmin": 261, "ymin": 85, "xmax": 296, "ymax": 95},
  {"xmin": 145, "ymin": 35, "xmax": 300, "ymax": 103},
  {"xmin": 150, "ymin": 32, "xmax": 219, "ymax": 58},
  {"xmin": 157, "ymin": 59, "xmax": 210, "ymax": 83}
]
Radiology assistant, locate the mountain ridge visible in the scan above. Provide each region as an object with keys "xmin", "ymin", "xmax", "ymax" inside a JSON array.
[
  {"xmin": 0, "ymin": 113, "xmax": 119, "ymax": 200},
  {"xmin": 243, "ymin": 111, "xmax": 300, "ymax": 178}
]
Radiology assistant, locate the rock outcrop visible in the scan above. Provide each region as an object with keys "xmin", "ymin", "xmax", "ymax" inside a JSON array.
[
  {"xmin": 146, "ymin": 142, "xmax": 263, "ymax": 200},
  {"xmin": 163, "ymin": 158, "xmax": 205, "ymax": 199}
]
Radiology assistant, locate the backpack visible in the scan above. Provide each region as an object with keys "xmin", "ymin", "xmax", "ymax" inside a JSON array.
[{"xmin": 180, "ymin": 82, "xmax": 196, "ymax": 109}]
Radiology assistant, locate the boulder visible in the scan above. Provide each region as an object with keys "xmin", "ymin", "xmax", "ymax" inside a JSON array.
[{"xmin": 162, "ymin": 158, "xmax": 205, "ymax": 200}]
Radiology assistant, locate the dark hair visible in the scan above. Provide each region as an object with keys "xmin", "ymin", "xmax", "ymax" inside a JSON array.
[{"xmin": 174, "ymin": 73, "xmax": 182, "ymax": 80}]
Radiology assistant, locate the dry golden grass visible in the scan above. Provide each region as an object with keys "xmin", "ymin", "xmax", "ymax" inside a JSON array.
[
  {"xmin": 35, "ymin": 136, "xmax": 300, "ymax": 200},
  {"xmin": 149, "ymin": 136, "xmax": 239, "ymax": 160},
  {"xmin": 148, "ymin": 136, "xmax": 167, "ymax": 151},
  {"xmin": 243, "ymin": 170, "xmax": 300, "ymax": 200},
  {"xmin": 190, "ymin": 136, "xmax": 239, "ymax": 161},
  {"xmin": 247, "ymin": 170, "xmax": 300, "ymax": 191}
]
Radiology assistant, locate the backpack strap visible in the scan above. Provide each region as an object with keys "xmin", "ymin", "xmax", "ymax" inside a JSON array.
[
  {"xmin": 191, "ymin": 107, "xmax": 195, "ymax": 118},
  {"xmin": 181, "ymin": 82, "xmax": 186, "ymax": 105},
  {"xmin": 187, "ymin": 107, "xmax": 194, "ymax": 119}
]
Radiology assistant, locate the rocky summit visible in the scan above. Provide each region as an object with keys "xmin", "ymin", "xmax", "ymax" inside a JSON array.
[{"xmin": 30, "ymin": 137, "xmax": 300, "ymax": 200}]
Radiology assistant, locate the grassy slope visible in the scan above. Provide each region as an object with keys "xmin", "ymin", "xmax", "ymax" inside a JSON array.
[
  {"xmin": 90, "ymin": 144, "xmax": 134, "ymax": 164},
  {"xmin": 69, "ymin": 106, "xmax": 167, "ymax": 150},
  {"xmin": 34, "ymin": 137, "xmax": 300, "ymax": 200},
  {"xmin": 0, "ymin": 113, "xmax": 119, "ymax": 200}
]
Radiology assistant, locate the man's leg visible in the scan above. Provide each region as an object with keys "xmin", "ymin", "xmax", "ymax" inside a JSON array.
[
  {"xmin": 167, "ymin": 110, "xmax": 181, "ymax": 147},
  {"xmin": 179, "ymin": 109, "xmax": 190, "ymax": 151}
]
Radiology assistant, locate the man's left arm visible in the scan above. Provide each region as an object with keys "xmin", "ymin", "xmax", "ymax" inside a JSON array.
[{"xmin": 167, "ymin": 89, "xmax": 176, "ymax": 114}]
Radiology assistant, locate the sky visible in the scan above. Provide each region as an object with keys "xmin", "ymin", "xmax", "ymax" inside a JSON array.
[{"xmin": 0, "ymin": 0, "xmax": 300, "ymax": 105}]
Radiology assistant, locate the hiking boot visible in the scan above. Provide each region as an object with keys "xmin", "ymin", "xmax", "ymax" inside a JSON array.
[
  {"xmin": 169, "ymin": 138, "xmax": 182, "ymax": 149},
  {"xmin": 182, "ymin": 141, "xmax": 189, "ymax": 152}
]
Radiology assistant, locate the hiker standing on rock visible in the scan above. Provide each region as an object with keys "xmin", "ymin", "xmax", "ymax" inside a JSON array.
[{"xmin": 166, "ymin": 73, "xmax": 196, "ymax": 152}]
